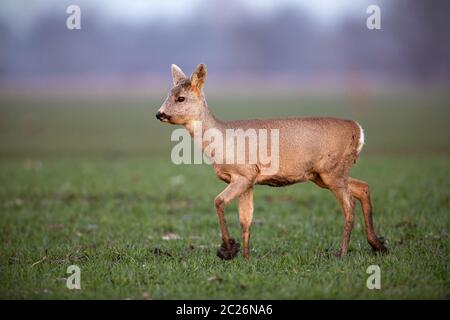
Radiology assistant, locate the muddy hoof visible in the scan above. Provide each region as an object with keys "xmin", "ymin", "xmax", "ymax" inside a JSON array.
[
  {"xmin": 371, "ymin": 237, "xmax": 389, "ymax": 254},
  {"xmin": 333, "ymin": 251, "xmax": 342, "ymax": 258},
  {"xmin": 217, "ymin": 238, "xmax": 240, "ymax": 260},
  {"xmin": 372, "ymin": 244, "xmax": 389, "ymax": 254}
]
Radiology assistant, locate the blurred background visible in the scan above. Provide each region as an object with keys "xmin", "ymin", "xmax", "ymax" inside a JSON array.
[
  {"xmin": 1, "ymin": 0, "xmax": 450, "ymax": 300},
  {"xmin": 0, "ymin": 0, "xmax": 449, "ymax": 157}
]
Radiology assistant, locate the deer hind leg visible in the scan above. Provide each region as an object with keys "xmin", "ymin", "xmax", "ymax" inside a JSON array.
[
  {"xmin": 215, "ymin": 177, "xmax": 251, "ymax": 260},
  {"xmin": 348, "ymin": 177, "xmax": 388, "ymax": 253},
  {"xmin": 238, "ymin": 187, "xmax": 254, "ymax": 259},
  {"xmin": 315, "ymin": 173, "xmax": 355, "ymax": 257}
]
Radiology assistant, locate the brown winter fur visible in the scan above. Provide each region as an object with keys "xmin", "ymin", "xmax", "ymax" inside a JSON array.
[{"xmin": 157, "ymin": 63, "xmax": 388, "ymax": 259}]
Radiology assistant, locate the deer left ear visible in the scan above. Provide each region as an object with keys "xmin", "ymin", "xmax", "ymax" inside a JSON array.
[{"xmin": 191, "ymin": 63, "xmax": 207, "ymax": 92}]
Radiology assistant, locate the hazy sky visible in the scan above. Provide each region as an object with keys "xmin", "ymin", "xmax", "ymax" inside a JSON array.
[
  {"xmin": 99, "ymin": 0, "xmax": 361, "ymax": 20},
  {"xmin": 0, "ymin": 0, "xmax": 366, "ymax": 31}
]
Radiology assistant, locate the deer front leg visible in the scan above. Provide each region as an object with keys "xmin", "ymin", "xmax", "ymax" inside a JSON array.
[
  {"xmin": 215, "ymin": 177, "xmax": 251, "ymax": 260},
  {"xmin": 239, "ymin": 187, "xmax": 254, "ymax": 259}
]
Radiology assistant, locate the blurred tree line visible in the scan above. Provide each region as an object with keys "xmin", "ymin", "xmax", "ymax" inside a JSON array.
[{"xmin": 0, "ymin": 0, "xmax": 449, "ymax": 84}]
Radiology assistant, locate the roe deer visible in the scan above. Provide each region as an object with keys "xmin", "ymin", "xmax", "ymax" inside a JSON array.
[{"xmin": 156, "ymin": 63, "xmax": 387, "ymax": 260}]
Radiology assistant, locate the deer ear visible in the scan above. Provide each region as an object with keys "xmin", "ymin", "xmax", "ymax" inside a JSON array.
[
  {"xmin": 171, "ymin": 64, "xmax": 187, "ymax": 86},
  {"xmin": 191, "ymin": 63, "xmax": 207, "ymax": 92}
]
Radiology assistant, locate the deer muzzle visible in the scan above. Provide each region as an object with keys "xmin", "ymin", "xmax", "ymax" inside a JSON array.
[{"xmin": 156, "ymin": 111, "xmax": 171, "ymax": 122}]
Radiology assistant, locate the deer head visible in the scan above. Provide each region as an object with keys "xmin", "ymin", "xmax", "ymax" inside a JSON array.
[{"xmin": 156, "ymin": 64, "xmax": 207, "ymax": 126}]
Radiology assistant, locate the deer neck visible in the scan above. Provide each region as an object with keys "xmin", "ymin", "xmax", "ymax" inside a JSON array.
[
  {"xmin": 185, "ymin": 103, "xmax": 223, "ymax": 135},
  {"xmin": 184, "ymin": 101, "xmax": 224, "ymax": 152}
]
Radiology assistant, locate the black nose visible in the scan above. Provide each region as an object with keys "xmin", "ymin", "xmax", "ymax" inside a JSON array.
[{"xmin": 156, "ymin": 111, "xmax": 170, "ymax": 121}]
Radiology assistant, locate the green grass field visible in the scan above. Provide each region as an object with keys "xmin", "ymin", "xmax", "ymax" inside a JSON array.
[{"xmin": 0, "ymin": 90, "xmax": 449, "ymax": 299}]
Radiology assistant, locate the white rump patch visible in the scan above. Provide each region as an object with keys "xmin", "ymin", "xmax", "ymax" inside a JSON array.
[{"xmin": 356, "ymin": 122, "xmax": 365, "ymax": 154}]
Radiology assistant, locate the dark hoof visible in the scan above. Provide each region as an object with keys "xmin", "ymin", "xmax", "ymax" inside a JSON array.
[
  {"xmin": 333, "ymin": 249, "xmax": 352, "ymax": 258},
  {"xmin": 371, "ymin": 236, "xmax": 389, "ymax": 254},
  {"xmin": 373, "ymin": 244, "xmax": 389, "ymax": 254},
  {"xmin": 217, "ymin": 238, "xmax": 240, "ymax": 260},
  {"xmin": 333, "ymin": 251, "xmax": 342, "ymax": 258}
]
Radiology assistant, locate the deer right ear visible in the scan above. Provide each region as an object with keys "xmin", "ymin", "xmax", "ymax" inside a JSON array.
[{"xmin": 171, "ymin": 64, "xmax": 187, "ymax": 86}]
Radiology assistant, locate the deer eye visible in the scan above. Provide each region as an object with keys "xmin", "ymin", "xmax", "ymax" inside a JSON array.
[{"xmin": 176, "ymin": 97, "xmax": 185, "ymax": 103}]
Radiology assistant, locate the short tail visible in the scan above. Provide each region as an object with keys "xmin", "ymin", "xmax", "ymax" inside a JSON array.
[{"xmin": 355, "ymin": 122, "xmax": 365, "ymax": 155}]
